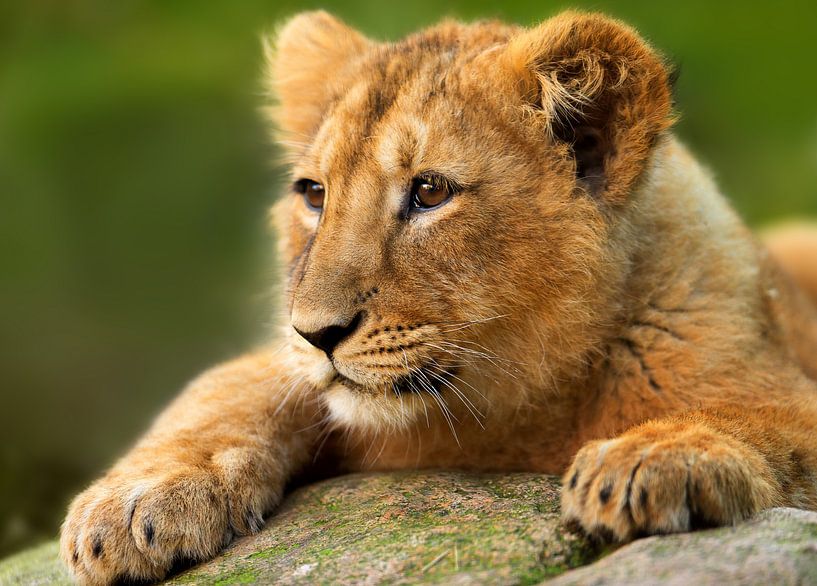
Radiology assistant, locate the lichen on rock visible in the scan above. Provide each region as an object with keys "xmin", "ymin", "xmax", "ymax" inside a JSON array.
[
  {"xmin": 165, "ymin": 471, "xmax": 595, "ymax": 585},
  {"xmin": 1, "ymin": 472, "xmax": 815, "ymax": 585},
  {"xmin": 549, "ymin": 507, "xmax": 817, "ymax": 586}
]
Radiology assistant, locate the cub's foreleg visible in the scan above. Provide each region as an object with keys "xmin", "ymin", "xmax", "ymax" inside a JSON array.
[
  {"xmin": 561, "ymin": 401, "xmax": 817, "ymax": 541},
  {"xmin": 59, "ymin": 346, "xmax": 321, "ymax": 585}
]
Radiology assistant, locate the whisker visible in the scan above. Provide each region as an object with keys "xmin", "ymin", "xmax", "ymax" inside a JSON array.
[
  {"xmin": 424, "ymin": 368, "xmax": 485, "ymax": 429},
  {"xmin": 371, "ymin": 432, "xmax": 389, "ymax": 465},
  {"xmin": 436, "ymin": 341, "xmax": 521, "ymax": 370},
  {"xmin": 273, "ymin": 374, "xmax": 306, "ymax": 416},
  {"xmin": 432, "ymin": 313, "xmax": 510, "ymax": 329},
  {"xmin": 415, "ymin": 372, "xmax": 460, "ymax": 446},
  {"xmin": 446, "ymin": 338, "xmax": 527, "ymax": 366},
  {"xmin": 361, "ymin": 430, "xmax": 378, "ymax": 467},
  {"xmin": 427, "ymin": 361, "xmax": 490, "ymax": 404},
  {"xmin": 310, "ymin": 416, "xmax": 335, "ymax": 463},
  {"xmin": 424, "ymin": 341, "xmax": 519, "ymax": 381}
]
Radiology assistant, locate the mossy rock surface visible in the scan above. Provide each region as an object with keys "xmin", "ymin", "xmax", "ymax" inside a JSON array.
[
  {"xmin": 550, "ymin": 507, "xmax": 817, "ymax": 586},
  {"xmin": 1, "ymin": 472, "xmax": 815, "ymax": 585},
  {"xmin": 165, "ymin": 471, "xmax": 593, "ymax": 585}
]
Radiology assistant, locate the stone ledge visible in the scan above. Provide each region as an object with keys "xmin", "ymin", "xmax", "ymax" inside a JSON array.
[{"xmin": 1, "ymin": 472, "xmax": 814, "ymax": 585}]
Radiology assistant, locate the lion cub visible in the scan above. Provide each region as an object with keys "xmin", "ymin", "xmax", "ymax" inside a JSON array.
[{"xmin": 61, "ymin": 11, "xmax": 817, "ymax": 584}]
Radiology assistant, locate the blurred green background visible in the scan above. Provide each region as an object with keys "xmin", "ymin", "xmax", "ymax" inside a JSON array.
[{"xmin": 1, "ymin": 0, "xmax": 816, "ymax": 560}]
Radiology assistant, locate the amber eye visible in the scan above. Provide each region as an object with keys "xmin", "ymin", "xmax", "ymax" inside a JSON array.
[
  {"xmin": 294, "ymin": 179, "xmax": 325, "ymax": 210},
  {"xmin": 410, "ymin": 175, "xmax": 454, "ymax": 211}
]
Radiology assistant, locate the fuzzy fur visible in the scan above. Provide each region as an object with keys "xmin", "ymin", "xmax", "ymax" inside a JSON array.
[{"xmin": 60, "ymin": 11, "xmax": 817, "ymax": 584}]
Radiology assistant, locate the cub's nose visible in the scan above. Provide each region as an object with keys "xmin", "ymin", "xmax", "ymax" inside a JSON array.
[{"xmin": 293, "ymin": 311, "xmax": 363, "ymax": 357}]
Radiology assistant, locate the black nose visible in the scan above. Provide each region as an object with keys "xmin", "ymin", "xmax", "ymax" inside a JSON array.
[{"xmin": 294, "ymin": 312, "xmax": 363, "ymax": 356}]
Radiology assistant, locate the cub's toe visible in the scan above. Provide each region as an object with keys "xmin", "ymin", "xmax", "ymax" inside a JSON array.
[
  {"xmin": 60, "ymin": 467, "xmax": 238, "ymax": 585},
  {"xmin": 561, "ymin": 425, "xmax": 778, "ymax": 542}
]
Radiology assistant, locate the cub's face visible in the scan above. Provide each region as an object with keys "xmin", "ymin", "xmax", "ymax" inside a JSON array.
[{"xmin": 267, "ymin": 12, "xmax": 673, "ymax": 430}]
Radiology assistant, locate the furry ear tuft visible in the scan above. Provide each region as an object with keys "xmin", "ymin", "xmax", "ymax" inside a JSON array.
[
  {"xmin": 504, "ymin": 11, "xmax": 675, "ymax": 203},
  {"xmin": 263, "ymin": 11, "xmax": 372, "ymax": 140}
]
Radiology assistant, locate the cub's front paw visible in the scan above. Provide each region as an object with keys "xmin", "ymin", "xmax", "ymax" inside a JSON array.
[
  {"xmin": 561, "ymin": 421, "xmax": 779, "ymax": 542},
  {"xmin": 60, "ymin": 455, "xmax": 271, "ymax": 585}
]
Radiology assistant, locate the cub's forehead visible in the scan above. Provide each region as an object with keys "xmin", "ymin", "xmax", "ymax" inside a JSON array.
[{"xmin": 304, "ymin": 40, "xmax": 479, "ymax": 180}]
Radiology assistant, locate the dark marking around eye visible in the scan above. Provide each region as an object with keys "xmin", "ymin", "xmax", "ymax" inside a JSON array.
[
  {"xmin": 92, "ymin": 539, "xmax": 103, "ymax": 558},
  {"xmin": 639, "ymin": 488, "xmax": 649, "ymax": 508},
  {"xmin": 291, "ymin": 233, "xmax": 316, "ymax": 287},
  {"xmin": 569, "ymin": 471, "xmax": 579, "ymax": 490}
]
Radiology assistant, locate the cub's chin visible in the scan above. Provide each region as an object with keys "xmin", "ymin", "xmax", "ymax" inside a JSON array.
[{"xmin": 323, "ymin": 381, "xmax": 428, "ymax": 433}]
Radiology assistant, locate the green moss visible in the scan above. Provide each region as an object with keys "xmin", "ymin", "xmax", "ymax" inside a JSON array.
[
  {"xmin": 246, "ymin": 543, "xmax": 294, "ymax": 559},
  {"xmin": 214, "ymin": 570, "xmax": 257, "ymax": 585},
  {"xmin": 0, "ymin": 472, "xmax": 666, "ymax": 585},
  {"xmin": 516, "ymin": 565, "xmax": 555, "ymax": 585},
  {"xmin": 0, "ymin": 542, "xmax": 72, "ymax": 586},
  {"xmin": 4, "ymin": 495, "xmax": 817, "ymax": 586},
  {"xmin": 535, "ymin": 500, "xmax": 559, "ymax": 515},
  {"xmin": 315, "ymin": 548, "xmax": 336, "ymax": 559}
]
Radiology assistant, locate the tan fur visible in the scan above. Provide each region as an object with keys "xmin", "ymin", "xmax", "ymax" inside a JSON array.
[
  {"xmin": 765, "ymin": 223, "xmax": 817, "ymax": 306},
  {"xmin": 60, "ymin": 11, "xmax": 817, "ymax": 584}
]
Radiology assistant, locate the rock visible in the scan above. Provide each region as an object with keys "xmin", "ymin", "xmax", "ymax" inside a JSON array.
[
  {"xmin": 0, "ymin": 540, "xmax": 69, "ymax": 585},
  {"xmin": 0, "ymin": 472, "xmax": 596, "ymax": 585},
  {"xmin": 549, "ymin": 507, "xmax": 817, "ymax": 586},
  {"xmin": 164, "ymin": 471, "xmax": 596, "ymax": 585},
  {"xmin": 0, "ymin": 472, "xmax": 815, "ymax": 585}
]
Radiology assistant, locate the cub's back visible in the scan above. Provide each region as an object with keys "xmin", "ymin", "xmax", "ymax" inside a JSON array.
[
  {"xmin": 765, "ymin": 224, "xmax": 817, "ymax": 307},
  {"xmin": 764, "ymin": 224, "xmax": 817, "ymax": 379}
]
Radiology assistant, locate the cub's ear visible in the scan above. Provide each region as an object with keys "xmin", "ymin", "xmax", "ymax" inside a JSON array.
[
  {"xmin": 502, "ymin": 11, "xmax": 675, "ymax": 203},
  {"xmin": 263, "ymin": 11, "xmax": 372, "ymax": 140}
]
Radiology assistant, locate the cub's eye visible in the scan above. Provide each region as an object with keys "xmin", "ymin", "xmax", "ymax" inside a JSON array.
[
  {"xmin": 409, "ymin": 174, "xmax": 455, "ymax": 211},
  {"xmin": 293, "ymin": 179, "xmax": 325, "ymax": 210}
]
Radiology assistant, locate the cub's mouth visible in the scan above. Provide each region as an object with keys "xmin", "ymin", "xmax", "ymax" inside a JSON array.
[{"xmin": 333, "ymin": 366, "xmax": 458, "ymax": 397}]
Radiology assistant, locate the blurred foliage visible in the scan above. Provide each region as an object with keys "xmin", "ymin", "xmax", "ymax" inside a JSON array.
[{"xmin": 1, "ymin": 0, "xmax": 816, "ymax": 559}]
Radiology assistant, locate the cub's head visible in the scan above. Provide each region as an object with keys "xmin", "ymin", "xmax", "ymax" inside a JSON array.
[{"xmin": 265, "ymin": 11, "xmax": 674, "ymax": 431}]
